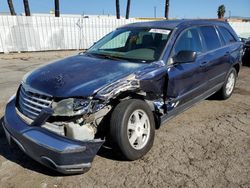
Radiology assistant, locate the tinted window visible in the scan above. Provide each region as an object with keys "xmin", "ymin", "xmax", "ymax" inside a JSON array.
[
  {"xmin": 200, "ymin": 26, "xmax": 221, "ymax": 51},
  {"xmin": 174, "ymin": 28, "xmax": 203, "ymax": 54},
  {"xmin": 218, "ymin": 26, "xmax": 236, "ymax": 44}
]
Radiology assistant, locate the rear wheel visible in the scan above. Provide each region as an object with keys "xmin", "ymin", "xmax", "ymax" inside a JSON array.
[
  {"xmin": 110, "ymin": 99, "xmax": 155, "ymax": 160},
  {"xmin": 217, "ymin": 68, "xmax": 237, "ymax": 100}
]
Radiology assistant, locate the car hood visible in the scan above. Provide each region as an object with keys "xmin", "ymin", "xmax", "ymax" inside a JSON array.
[{"xmin": 23, "ymin": 54, "xmax": 148, "ymax": 98}]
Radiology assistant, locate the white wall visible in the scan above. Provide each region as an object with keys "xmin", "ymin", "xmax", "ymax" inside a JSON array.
[
  {"xmin": 0, "ymin": 15, "xmax": 137, "ymax": 53},
  {"xmin": 229, "ymin": 22, "xmax": 250, "ymax": 38},
  {"xmin": 0, "ymin": 15, "xmax": 249, "ymax": 53}
]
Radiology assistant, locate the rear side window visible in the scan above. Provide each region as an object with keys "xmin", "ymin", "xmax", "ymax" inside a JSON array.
[
  {"xmin": 174, "ymin": 28, "xmax": 203, "ymax": 54},
  {"xmin": 200, "ymin": 26, "xmax": 221, "ymax": 51},
  {"xmin": 218, "ymin": 26, "xmax": 236, "ymax": 44}
]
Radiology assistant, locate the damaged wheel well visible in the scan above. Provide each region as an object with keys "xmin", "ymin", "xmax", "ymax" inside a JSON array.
[{"xmin": 107, "ymin": 91, "xmax": 162, "ymax": 130}]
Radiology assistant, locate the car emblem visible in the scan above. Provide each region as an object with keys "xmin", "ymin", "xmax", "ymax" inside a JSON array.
[{"xmin": 54, "ymin": 74, "xmax": 65, "ymax": 88}]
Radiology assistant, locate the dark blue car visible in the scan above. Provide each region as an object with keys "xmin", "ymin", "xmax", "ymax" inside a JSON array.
[{"xmin": 3, "ymin": 20, "xmax": 243, "ymax": 174}]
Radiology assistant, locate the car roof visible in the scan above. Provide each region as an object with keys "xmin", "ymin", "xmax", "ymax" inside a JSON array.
[{"xmin": 119, "ymin": 19, "xmax": 229, "ymax": 30}]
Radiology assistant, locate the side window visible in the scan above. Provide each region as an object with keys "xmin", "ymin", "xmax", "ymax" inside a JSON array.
[
  {"xmin": 174, "ymin": 28, "xmax": 203, "ymax": 55},
  {"xmin": 200, "ymin": 26, "xmax": 221, "ymax": 51},
  {"xmin": 218, "ymin": 26, "xmax": 236, "ymax": 44}
]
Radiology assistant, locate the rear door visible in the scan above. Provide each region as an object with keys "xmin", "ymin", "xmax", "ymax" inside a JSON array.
[
  {"xmin": 217, "ymin": 25, "xmax": 240, "ymax": 70},
  {"xmin": 199, "ymin": 26, "xmax": 230, "ymax": 89},
  {"xmin": 166, "ymin": 27, "xmax": 208, "ymax": 108}
]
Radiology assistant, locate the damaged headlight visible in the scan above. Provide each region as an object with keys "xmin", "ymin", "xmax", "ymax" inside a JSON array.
[{"xmin": 53, "ymin": 98, "xmax": 94, "ymax": 116}]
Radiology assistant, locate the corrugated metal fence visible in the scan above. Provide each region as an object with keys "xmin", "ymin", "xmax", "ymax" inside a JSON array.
[
  {"xmin": 0, "ymin": 15, "xmax": 249, "ymax": 53},
  {"xmin": 229, "ymin": 22, "xmax": 250, "ymax": 39},
  {"xmin": 0, "ymin": 15, "xmax": 138, "ymax": 53}
]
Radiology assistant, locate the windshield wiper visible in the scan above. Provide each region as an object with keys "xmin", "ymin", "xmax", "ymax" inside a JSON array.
[
  {"xmin": 99, "ymin": 54, "xmax": 122, "ymax": 60},
  {"xmin": 86, "ymin": 52, "xmax": 150, "ymax": 63},
  {"xmin": 87, "ymin": 53, "xmax": 124, "ymax": 61}
]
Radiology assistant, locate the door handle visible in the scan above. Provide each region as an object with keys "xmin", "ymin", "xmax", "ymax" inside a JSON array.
[
  {"xmin": 200, "ymin": 61, "xmax": 208, "ymax": 67},
  {"xmin": 224, "ymin": 51, "xmax": 230, "ymax": 56}
]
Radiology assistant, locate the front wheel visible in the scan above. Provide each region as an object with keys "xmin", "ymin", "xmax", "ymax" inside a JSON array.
[{"xmin": 110, "ymin": 99, "xmax": 155, "ymax": 160}]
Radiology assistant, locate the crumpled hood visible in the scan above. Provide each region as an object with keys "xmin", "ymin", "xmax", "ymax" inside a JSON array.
[{"xmin": 24, "ymin": 54, "xmax": 148, "ymax": 98}]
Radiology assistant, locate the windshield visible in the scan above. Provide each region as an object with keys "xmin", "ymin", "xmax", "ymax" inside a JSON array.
[{"xmin": 86, "ymin": 28, "xmax": 172, "ymax": 63}]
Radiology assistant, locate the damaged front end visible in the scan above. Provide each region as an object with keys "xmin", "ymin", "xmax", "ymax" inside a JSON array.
[
  {"xmin": 20, "ymin": 60, "xmax": 169, "ymax": 143},
  {"xmin": 48, "ymin": 97, "xmax": 111, "ymax": 141},
  {"xmin": 4, "ymin": 60, "xmax": 169, "ymax": 174},
  {"xmin": 3, "ymin": 96, "xmax": 104, "ymax": 174},
  {"xmin": 13, "ymin": 83, "xmax": 112, "ymax": 143},
  {"xmin": 2, "ymin": 85, "xmax": 113, "ymax": 174}
]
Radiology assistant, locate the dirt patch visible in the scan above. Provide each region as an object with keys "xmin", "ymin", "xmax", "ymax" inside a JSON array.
[
  {"xmin": 0, "ymin": 51, "xmax": 249, "ymax": 188},
  {"xmin": 234, "ymin": 87, "xmax": 250, "ymax": 96}
]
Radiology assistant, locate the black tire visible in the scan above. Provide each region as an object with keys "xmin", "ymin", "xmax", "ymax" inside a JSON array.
[
  {"xmin": 217, "ymin": 68, "xmax": 237, "ymax": 100},
  {"xmin": 110, "ymin": 99, "xmax": 155, "ymax": 160}
]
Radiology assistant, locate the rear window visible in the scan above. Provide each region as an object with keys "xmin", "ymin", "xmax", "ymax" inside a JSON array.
[
  {"xmin": 200, "ymin": 26, "xmax": 221, "ymax": 51},
  {"xmin": 218, "ymin": 26, "xmax": 236, "ymax": 44}
]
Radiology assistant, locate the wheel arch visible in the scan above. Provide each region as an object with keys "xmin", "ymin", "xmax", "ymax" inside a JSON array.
[
  {"xmin": 233, "ymin": 63, "xmax": 240, "ymax": 75},
  {"xmin": 108, "ymin": 91, "xmax": 162, "ymax": 130}
]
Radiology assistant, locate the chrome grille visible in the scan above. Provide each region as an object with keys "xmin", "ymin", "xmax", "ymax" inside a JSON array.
[{"xmin": 18, "ymin": 86, "xmax": 53, "ymax": 120}]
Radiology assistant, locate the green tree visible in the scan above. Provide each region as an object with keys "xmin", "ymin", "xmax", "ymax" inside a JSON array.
[
  {"xmin": 116, "ymin": 0, "xmax": 120, "ymax": 19},
  {"xmin": 217, "ymin": 5, "xmax": 226, "ymax": 19},
  {"xmin": 7, "ymin": 0, "xmax": 16, "ymax": 15},
  {"xmin": 23, "ymin": 0, "xmax": 31, "ymax": 16},
  {"xmin": 55, "ymin": 0, "xmax": 60, "ymax": 17},
  {"xmin": 165, "ymin": 0, "xmax": 170, "ymax": 19},
  {"xmin": 126, "ymin": 0, "xmax": 131, "ymax": 19}
]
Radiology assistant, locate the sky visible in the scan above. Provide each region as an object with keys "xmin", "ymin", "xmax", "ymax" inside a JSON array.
[{"xmin": 0, "ymin": 0, "xmax": 249, "ymax": 19}]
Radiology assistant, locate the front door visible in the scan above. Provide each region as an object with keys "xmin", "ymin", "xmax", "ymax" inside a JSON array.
[{"xmin": 166, "ymin": 27, "xmax": 208, "ymax": 110}]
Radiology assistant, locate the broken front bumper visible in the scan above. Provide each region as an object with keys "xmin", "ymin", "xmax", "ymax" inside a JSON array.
[{"xmin": 3, "ymin": 97, "xmax": 104, "ymax": 174}]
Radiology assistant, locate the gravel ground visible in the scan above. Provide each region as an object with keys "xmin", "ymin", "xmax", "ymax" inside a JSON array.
[{"xmin": 0, "ymin": 51, "xmax": 249, "ymax": 188}]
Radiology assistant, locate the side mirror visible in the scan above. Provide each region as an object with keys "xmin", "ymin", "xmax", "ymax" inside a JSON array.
[
  {"xmin": 239, "ymin": 37, "xmax": 247, "ymax": 43},
  {"xmin": 173, "ymin": 50, "xmax": 197, "ymax": 64},
  {"xmin": 245, "ymin": 40, "xmax": 250, "ymax": 47}
]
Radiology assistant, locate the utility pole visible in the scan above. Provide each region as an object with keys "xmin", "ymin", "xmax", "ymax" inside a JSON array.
[
  {"xmin": 116, "ymin": 0, "xmax": 120, "ymax": 19},
  {"xmin": 23, "ymin": 0, "xmax": 31, "ymax": 16},
  {"xmin": 126, "ymin": 0, "xmax": 131, "ymax": 19},
  {"xmin": 55, "ymin": 0, "xmax": 60, "ymax": 17},
  {"xmin": 154, "ymin": 6, "xmax": 157, "ymax": 18},
  {"xmin": 165, "ymin": 0, "xmax": 170, "ymax": 19},
  {"xmin": 7, "ymin": 0, "xmax": 16, "ymax": 15}
]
